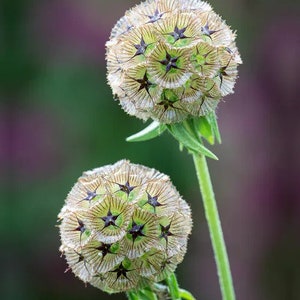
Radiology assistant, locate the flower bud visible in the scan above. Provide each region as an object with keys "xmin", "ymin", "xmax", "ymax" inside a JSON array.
[
  {"xmin": 106, "ymin": 0, "xmax": 242, "ymax": 124},
  {"xmin": 58, "ymin": 160, "xmax": 192, "ymax": 293}
]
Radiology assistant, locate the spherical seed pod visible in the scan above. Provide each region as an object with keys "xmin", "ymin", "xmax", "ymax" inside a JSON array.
[
  {"xmin": 58, "ymin": 160, "xmax": 192, "ymax": 293},
  {"xmin": 106, "ymin": 0, "xmax": 242, "ymax": 124}
]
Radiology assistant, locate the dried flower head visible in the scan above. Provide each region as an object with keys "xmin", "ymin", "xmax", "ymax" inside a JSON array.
[
  {"xmin": 58, "ymin": 160, "xmax": 192, "ymax": 293},
  {"xmin": 106, "ymin": 0, "xmax": 242, "ymax": 124}
]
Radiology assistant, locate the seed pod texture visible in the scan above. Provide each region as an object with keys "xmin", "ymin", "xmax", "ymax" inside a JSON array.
[
  {"xmin": 58, "ymin": 160, "xmax": 192, "ymax": 293},
  {"xmin": 106, "ymin": 0, "xmax": 242, "ymax": 123}
]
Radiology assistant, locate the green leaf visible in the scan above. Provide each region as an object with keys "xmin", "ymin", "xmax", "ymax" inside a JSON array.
[
  {"xmin": 167, "ymin": 123, "xmax": 218, "ymax": 160},
  {"xmin": 126, "ymin": 121, "xmax": 167, "ymax": 142},
  {"xmin": 193, "ymin": 117, "xmax": 215, "ymax": 145},
  {"xmin": 208, "ymin": 112, "xmax": 222, "ymax": 144}
]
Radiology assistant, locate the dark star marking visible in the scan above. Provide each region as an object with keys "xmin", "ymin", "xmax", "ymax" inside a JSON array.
[
  {"xmin": 158, "ymin": 98, "xmax": 176, "ymax": 111},
  {"xmin": 75, "ymin": 219, "xmax": 86, "ymax": 233},
  {"xmin": 135, "ymin": 72, "xmax": 154, "ymax": 95},
  {"xmin": 169, "ymin": 25, "xmax": 188, "ymax": 42},
  {"xmin": 159, "ymin": 52, "xmax": 180, "ymax": 73},
  {"xmin": 201, "ymin": 24, "xmax": 217, "ymax": 37},
  {"xmin": 77, "ymin": 253, "xmax": 84, "ymax": 263},
  {"xmin": 134, "ymin": 37, "xmax": 148, "ymax": 56},
  {"xmin": 111, "ymin": 262, "xmax": 131, "ymax": 280},
  {"xmin": 157, "ymin": 91, "xmax": 178, "ymax": 110},
  {"xmin": 145, "ymin": 192, "xmax": 163, "ymax": 212},
  {"xmin": 148, "ymin": 9, "xmax": 164, "ymax": 23},
  {"xmin": 128, "ymin": 221, "xmax": 145, "ymax": 242},
  {"xmin": 96, "ymin": 243, "xmax": 113, "ymax": 258},
  {"xmin": 118, "ymin": 181, "xmax": 135, "ymax": 195},
  {"xmin": 84, "ymin": 190, "xmax": 97, "ymax": 201},
  {"xmin": 101, "ymin": 209, "xmax": 120, "ymax": 228},
  {"xmin": 160, "ymin": 223, "xmax": 173, "ymax": 242}
]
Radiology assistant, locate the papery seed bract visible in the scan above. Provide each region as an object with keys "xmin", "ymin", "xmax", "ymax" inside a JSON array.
[
  {"xmin": 58, "ymin": 160, "xmax": 192, "ymax": 293},
  {"xmin": 106, "ymin": 0, "xmax": 242, "ymax": 124}
]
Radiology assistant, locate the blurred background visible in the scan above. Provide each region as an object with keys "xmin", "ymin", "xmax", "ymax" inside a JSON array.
[{"xmin": 1, "ymin": 0, "xmax": 300, "ymax": 299}]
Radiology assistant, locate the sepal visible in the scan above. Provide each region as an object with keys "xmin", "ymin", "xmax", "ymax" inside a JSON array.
[
  {"xmin": 126, "ymin": 121, "xmax": 167, "ymax": 142},
  {"xmin": 167, "ymin": 122, "xmax": 218, "ymax": 160}
]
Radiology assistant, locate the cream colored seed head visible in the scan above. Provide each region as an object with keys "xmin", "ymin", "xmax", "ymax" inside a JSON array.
[
  {"xmin": 58, "ymin": 160, "xmax": 192, "ymax": 293},
  {"xmin": 106, "ymin": 0, "xmax": 242, "ymax": 124}
]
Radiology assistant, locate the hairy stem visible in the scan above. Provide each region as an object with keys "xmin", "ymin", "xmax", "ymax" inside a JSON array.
[{"xmin": 193, "ymin": 154, "xmax": 236, "ymax": 300}]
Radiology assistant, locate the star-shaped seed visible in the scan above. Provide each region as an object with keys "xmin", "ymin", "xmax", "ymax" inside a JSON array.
[
  {"xmin": 96, "ymin": 243, "xmax": 113, "ymax": 258},
  {"xmin": 148, "ymin": 9, "xmax": 164, "ymax": 23},
  {"xmin": 158, "ymin": 89, "xmax": 179, "ymax": 108},
  {"xmin": 128, "ymin": 221, "xmax": 145, "ymax": 242},
  {"xmin": 134, "ymin": 37, "xmax": 148, "ymax": 56},
  {"xmin": 169, "ymin": 25, "xmax": 187, "ymax": 42},
  {"xmin": 101, "ymin": 209, "xmax": 120, "ymax": 228},
  {"xmin": 158, "ymin": 98, "xmax": 175, "ymax": 110},
  {"xmin": 84, "ymin": 190, "xmax": 97, "ymax": 201},
  {"xmin": 118, "ymin": 181, "xmax": 135, "ymax": 195},
  {"xmin": 75, "ymin": 219, "xmax": 86, "ymax": 233},
  {"xmin": 145, "ymin": 192, "xmax": 163, "ymax": 212},
  {"xmin": 159, "ymin": 52, "xmax": 180, "ymax": 73},
  {"xmin": 201, "ymin": 24, "xmax": 217, "ymax": 37},
  {"xmin": 160, "ymin": 223, "xmax": 173, "ymax": 242},
  {"xmin": 111, "ymin": 262, "xmax": 131, "ymax": 279},
  {"xmin": 136, "ymin": 72, "xmax": 154, "ymax": 94},
  {"xmin": 78, "ymin": 253, "xmax": 84, "ymax": 263}
]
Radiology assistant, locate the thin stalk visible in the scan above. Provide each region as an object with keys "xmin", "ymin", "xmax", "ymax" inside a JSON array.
[
  {"xmin": 193, "ymin": 154, "xmax": 236, "ymax": 300},
  {"xmin": 165, "ymin": 273, "xmax": 181, "ymax": 300}
]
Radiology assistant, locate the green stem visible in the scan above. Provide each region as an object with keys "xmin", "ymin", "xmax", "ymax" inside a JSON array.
[
  {"xmin": 193, "ymin": 154, "xmax": 236, "ymax": 300},
  {"xmin": 166, "ymin": 273, "xmax": 181, "ymax": 300}
]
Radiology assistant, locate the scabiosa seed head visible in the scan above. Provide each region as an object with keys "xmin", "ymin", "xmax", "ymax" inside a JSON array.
[
  {"xmin": 58, "ymin": 160, "xmax": 192, "ymax": 293},
  {"xmin": 106, "ymin": 0, "xmax": 242, "ymax": 124}
]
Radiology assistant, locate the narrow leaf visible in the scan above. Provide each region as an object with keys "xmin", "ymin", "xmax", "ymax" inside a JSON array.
[
  {"xmin": 126, "ymin": 121, "xmax": 166, "ymax": 142},
  {"xmin": 193, "ymin": 117, "xmax": 215, "ymax": 145},
  {"xmin": 167, "ymin": 123, "xmax": 218, "ymax": 160},
  {"xmin": 208, "ymin": 112, "xmax": 222, "ymax": 144}
]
